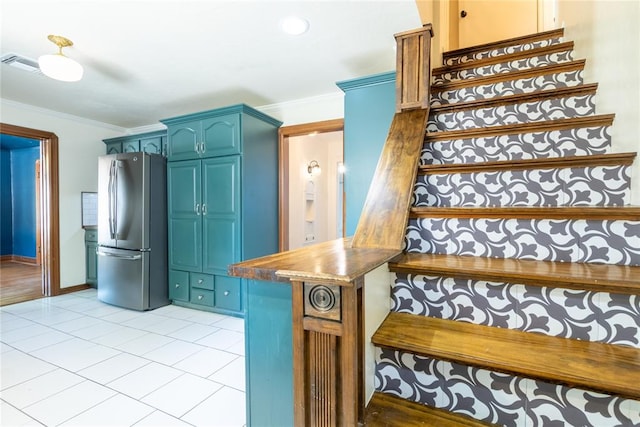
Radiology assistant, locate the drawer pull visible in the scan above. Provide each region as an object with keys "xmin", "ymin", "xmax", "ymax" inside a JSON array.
[
  {"xmin": 175, "ymin": 283, "xmax": 180, "ymax": 288},
  {"xmin": 197, "ymin": 295, "xmax": 204, "ymax": 300},
  {"xmin": 198, "ymin": 279, "xmax": 204, "ymax": 284},
  {"xmin": 224, "ymin": 291, "xmax": 230, "ymax": 296}
]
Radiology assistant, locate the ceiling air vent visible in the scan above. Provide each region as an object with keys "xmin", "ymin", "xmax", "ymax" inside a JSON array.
[{"xmin": 1, "ymin": 53, "xmax": 44, "ymax": 75}]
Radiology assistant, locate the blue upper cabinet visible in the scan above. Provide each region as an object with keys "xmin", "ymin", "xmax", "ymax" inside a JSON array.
[
  {"xmin": 163, "ymin": 111, "xmax": 241, "ymax": 161},
  {"xmin": 103, "ymin": 130, "xmax": 167, "ymax": 156}
]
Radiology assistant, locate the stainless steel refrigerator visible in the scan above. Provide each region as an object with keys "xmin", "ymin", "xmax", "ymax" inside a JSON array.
[{"xmin": 97, "ymin": 152, "xmax": 169, "ymax": 310}]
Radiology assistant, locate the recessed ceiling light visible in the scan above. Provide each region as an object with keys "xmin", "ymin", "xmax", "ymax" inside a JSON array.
[{"xmin": 280, "ymin": 16, "xmax": 309, "ymax": 35}]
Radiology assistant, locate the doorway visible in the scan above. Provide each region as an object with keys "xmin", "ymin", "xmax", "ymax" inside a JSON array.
[
  {"xmin": 278, "ymin": 119, "xmax": 344, "ymax": 251},
  {"xmin": 450, "ymin": 0, "xmax": 539, "ymax": 49},
  {"xmin": 0, "ymin": 123, "xmax": 60, "ymax": 305}
]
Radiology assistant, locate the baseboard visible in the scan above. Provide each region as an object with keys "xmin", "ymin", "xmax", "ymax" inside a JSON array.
[
  {"xmin": 0, "ymin": 255, "xmax": 39, "ymax": 265},
  {"xmin": 58, "ymin": 284, "xmax": 92, "ymax": 295}
]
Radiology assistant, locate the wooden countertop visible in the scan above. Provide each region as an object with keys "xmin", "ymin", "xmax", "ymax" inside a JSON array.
[{"xmin": 228, "ymin": 238, "xmax": 401, "ymax": 286}]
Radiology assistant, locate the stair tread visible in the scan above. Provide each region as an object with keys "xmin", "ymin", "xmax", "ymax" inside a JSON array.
[
  {"xmin": 373, "ymin": 312, "xmax": 640, "ymax": 399},
  {"xmin": 433, "ymin": 41, "xmax": 575, "ymax": 75},
  {"xmin": 432, "ymin": 59, "xmax": 585, "ymax": 91},
  {"xmin": 389, "ymin": 252, "xmax": 640, "ymax": 295},
  {"xmin": 425, "ymin": 114, "xmax": 615, "ymax": 142},
  {"xmin": 417, "ymin": 152, "xmax": 636, "ymax": 175},
  {"xmin": 365, "ymin": 392, "xmax": 498, "ymax": 427},
  {"xmin": 443, "ymin": 28, "xmax": 565, "ymax": 62},
  {"xmin": 409, "ymin": 206, "xmax": 640, "ymax": 220},
  {"xmin": 429, "ymin": 83, "xmax": 598, "ymax": 114}
]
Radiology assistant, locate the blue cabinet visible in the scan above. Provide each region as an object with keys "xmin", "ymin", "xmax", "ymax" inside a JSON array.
[
  {"xmin": 103, "ymin": 130, "xmax": 167, "ymax": 156},
  {"xmin": 163, "ymin": 104, "xmax": 281, "ymax": 316},
  {"xmin": 165, "ymin": 113, "xmax": 240, "ymax": 161},
  {"xmin": 84, "ymin": 228, "xmax": 98, "ymax": 287}
]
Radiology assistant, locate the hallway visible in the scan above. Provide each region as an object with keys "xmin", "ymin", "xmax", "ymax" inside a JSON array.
[{"xmin": 0, "ymin": 261, "xmax": 42, "ymax": 307}]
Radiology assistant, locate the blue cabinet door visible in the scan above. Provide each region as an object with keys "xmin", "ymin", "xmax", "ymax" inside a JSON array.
[
  {"xmin": 167, "ymin": 120, "xmax": 200, "ymax": 161},
  {"xmin": 201, "ymin": 114, "xmax": 241, "ymax": 157},
  {"xmin": 140, "ymin": 136, "xmax": 164, "ymax": 155},
  {"xmin": 202, "ymin": 156, "xmax": 240, "ymax": 275},
  {"xmin": 122, "ymin": 138, "xmax": 140, "ymax": 153},
  {"xmin": 168, "ymin": 160, "xmax": 202, "ymax": 272},
  {"xmin": 105, "ymin": 141, "xmax": 122, "ymax": 154}
]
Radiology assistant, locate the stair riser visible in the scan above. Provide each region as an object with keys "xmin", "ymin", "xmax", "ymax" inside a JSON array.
[
  {"xmin": 433, "ymin": 50, "xmax": 574, "ymax": 85},
  {"xmin": 444, "ymin": 37, "xmax": 563, "ymax": 66},
  {"xmin": 391, "ymin": 273, "xmax": 640, "ymax": 347},
  {"xmin": 427, "ymin": 94, "xmax": 596, "ymax": 132},
  {"xmin": 414, "ymin": 164, "xmax": 631, "ymax": 207},
  {"xmin": 431, "ymin": 69, "xmax": 583, "ymax": 106},
  {"xmin": 405, "ymin": 218, "xmax": 640, "ymax": 266},
  {"xmin": 422, "ymin": 125, "xmax": 611, "ymax": 165},
  {"xmin": 374, "ymin": 349, "xmax": 640, "ymax": 427}
]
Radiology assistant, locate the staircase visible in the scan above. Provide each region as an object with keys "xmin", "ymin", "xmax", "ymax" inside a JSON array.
[{"xmin": 367, "ymin": 28, "xmax": 640, "ymax": 426}]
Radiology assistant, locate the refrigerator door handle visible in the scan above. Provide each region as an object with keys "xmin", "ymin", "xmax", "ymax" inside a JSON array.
[
  {"xmin": 97, "ymin": 250, "xmax": 142, "ymax": 261},
  {"xmin": 108, "ymin": 160, "xmax": 116, "ymax": 239}
]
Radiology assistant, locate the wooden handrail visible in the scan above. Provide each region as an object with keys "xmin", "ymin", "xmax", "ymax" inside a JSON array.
[{"xmin": 229, "ymin": 24, "xmax": 435, "ymax": 427}]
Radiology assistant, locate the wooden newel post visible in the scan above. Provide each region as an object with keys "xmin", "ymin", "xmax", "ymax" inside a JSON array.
[
  {"xmin": 395, "ymin": 23, "xmax": 434, "ymax": 112},
  {"xmin": 292, "ymin": 278, "xmax": 365, "ymax": 427}
]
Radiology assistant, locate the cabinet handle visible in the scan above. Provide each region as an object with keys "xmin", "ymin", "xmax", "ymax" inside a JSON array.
[
  {"xmin": 200, "ymin": 142, "xmax": 206, "ymax": 154},
  {"xmin": 197, "ymin": 295, "xmax": 204, "ymax": 300},
  {"xmin": 175, "ymin": 283, "xmax": 180, "ymax": 288},
  {"xmin": 202, "ymin": 204, "xmax": 207, "ymax": 215},
  {"xmin": 195, "ymin": 203, "xmax": 200, "ymax": 215},
  {"xmin": 224, "ymin": 291, "xmax": 230, "ymax": 296}
]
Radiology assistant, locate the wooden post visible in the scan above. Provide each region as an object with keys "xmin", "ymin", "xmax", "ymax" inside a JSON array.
[
  {"xmin": 291, "ymin": 279, "xmax": 364, "ymax": 426},
  {"xmin": 395, "ymin": 24, "xmax": 434, "ymax": 112}
]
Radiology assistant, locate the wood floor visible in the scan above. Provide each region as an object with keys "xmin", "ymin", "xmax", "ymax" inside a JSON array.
[{"xmin": 0, "ymin": 261, "xmax": 43, "ymax": 307}]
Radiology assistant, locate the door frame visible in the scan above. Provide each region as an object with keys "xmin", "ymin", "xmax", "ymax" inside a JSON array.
[
  {"xmin": 0, "ymin": 123, "xmax": 60, "ymax": 296},
  {"xmin": 278, "ymin": 119, "xmax": 344, "ymax": 252}
]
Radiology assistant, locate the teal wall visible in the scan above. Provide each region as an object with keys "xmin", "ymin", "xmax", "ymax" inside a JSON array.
[
  {"xmin": 337, "ymin": 72, "xmax": 397, "ymax": 236},
  {"xmin": 0, "ymin": 146, "xmax": 40, "ymax": 257},
  {"xmin": 245, "ymin": 280, "xmax": 293, "ymax": 426}
]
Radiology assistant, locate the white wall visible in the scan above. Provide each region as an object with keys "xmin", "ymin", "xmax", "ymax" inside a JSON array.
[
  {"xmin": 554, "ymin": 0, "xmax": 640, "ymax": 204},
  {"xmin": 288, "ymin": 131, "xmax": 343, "ymax": 250},
  {"xmin": 1, "ymin": 99, "xmax": 124, "ymax": 288}
]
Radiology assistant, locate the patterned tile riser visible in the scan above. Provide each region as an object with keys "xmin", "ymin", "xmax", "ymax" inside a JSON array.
[
  {"xmin": 444, "ymin": 38, "xmax": 563, "ymax": 66},
  {"xmin": 433, "ymin": 50, "xmax": 574, "ymax": 85},
  {"xmin": 391, "ymin": 273, "xmax": 640, "ymax": 348},
  {"xmin": 431, "ymin": 69, "xmax": 583, "ymax": 107},
  {"xmin": 427, "ymin": 94, "xmax": 596, "ymax": 133},
  {"xmin": 413, "ymin": 165, "xmax": 631, "ymax": 208},
  {"xmin": 374, "ymin": 348, "xmax": 640, "ymax": 426},
  {"xmin": 404, "ymin": 218, "xmax": 640, "ymax": 266},
  {"xmin": 421, "ymin": 125, "xmax": 611, "ymax": 165}
]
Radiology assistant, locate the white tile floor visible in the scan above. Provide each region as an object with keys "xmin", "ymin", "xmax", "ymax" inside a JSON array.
[{"xmin": 0, "ymin": 289, "xmax": 246, "ymax": 426}]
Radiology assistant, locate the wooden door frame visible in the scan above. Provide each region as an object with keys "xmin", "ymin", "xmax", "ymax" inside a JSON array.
[
  {"xmin": 278, "ymin": 119, "xmax": 344, "ymax": 252},
  {"xmin": 35, "ymin": 159, "xmax": 41, "ymax": 265},
  {"xmin": 0, "ymin": 123, "xmax": 60, "ymax": 296}
]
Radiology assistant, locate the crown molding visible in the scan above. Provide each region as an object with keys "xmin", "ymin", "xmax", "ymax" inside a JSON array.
[{"xmin": 0, "ymin": 98, "xmax": 127, "ymax": 132}]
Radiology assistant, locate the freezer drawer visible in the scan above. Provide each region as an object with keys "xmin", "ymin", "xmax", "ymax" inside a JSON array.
[{"xmin": 97, "ymin": 246, "xmax": 151, "ymax": 310}]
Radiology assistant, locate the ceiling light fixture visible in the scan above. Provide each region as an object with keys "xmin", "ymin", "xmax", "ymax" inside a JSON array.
[
  {"xmin": 280, "ymin": 16, "xmax": 309, "ymax": 36},
  {"xmin": 38, "ymin": 35, "xmax": 83, "ymax": 82}
]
